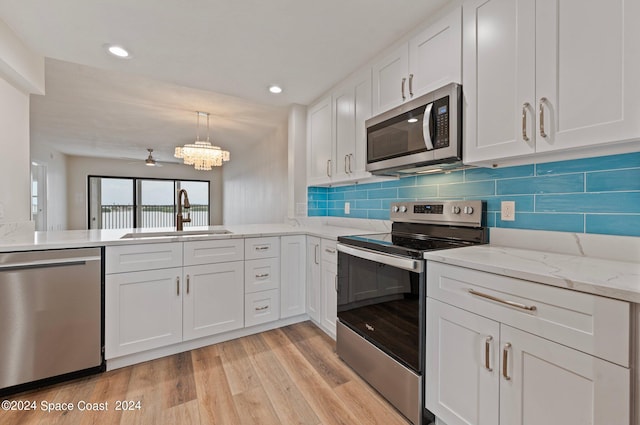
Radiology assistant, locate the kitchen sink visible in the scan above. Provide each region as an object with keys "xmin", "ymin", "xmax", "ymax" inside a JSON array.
[{"xmin": 120, "ymin": 229, "xmax": 232, "ymax": 239}]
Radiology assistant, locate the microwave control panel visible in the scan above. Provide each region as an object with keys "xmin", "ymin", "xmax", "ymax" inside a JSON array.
[{"xmin": 432, "ymin": 96, "xmax": 450, "ymax": 149}]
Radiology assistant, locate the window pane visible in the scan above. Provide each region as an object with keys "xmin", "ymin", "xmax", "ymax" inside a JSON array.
[
  {"xmin": 139, "ymin": 179, "xmax": 175, "ymax": 228},
  {"xmin": 178, "ymin": 181, "xmax": 210, "ymax": 226},
  {"xmin": 92, "ymin": 177, "xmax": 134, "ymax": 229}
]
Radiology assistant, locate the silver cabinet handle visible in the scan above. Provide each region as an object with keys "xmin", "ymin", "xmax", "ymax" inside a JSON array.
[
  {"xmin": 314, "ymin": 244, "xmax": 319, "ymax": 265},
  {"xmin": 348, "ymin": 154, "xmax": 353, "ymax": 173},
  {"xmin": 522, "ymin": 102, "xmax": 530, "ymax": 142},
  {"xmin": 326, "ymin": 159, "xmax": 332, "ymax": 177},
  {"xmin": 255, "ymin": 246, "xmax": 269, "ymax": 251},
  {"xmin": 503, "ymin": 343, "xmax": 512, "ymax": 380},
  {"xmin": 335, "ymin": 275, "xmax": 338, "ymax": 292},
  {"xmin": 344, "ymin": 154, "xmax": 349, "ymax": 174},
  {"xmin": 485, "ymin": 336, "xmax": 493, "ymax": 371},
  {"xmin": 325, "ymin": 248, "xmax": 336, "ymax": 254},
  {"xmin": 177, "ymin": 277, "xmax": 180, "ymax": 296},
  {"xmin": 468, "ymin": 289, "xmax": 537, "ymax": 312},
  {"xmin": 401, "ymin": 77, "xmax": 406, "ymax": 101},
  {"xmin": 539, "ymin": 97, "xmax": 548, "ymax": 138},
  {"xmin": 255, "ymin": 273, "xmax": 270, "ymax": 278},
  {"xmin": 186, "ymin": 274, "xmax": 190, "ymax": 294},
  {"xmin": 255, "ymin": 305, "xmax": 269, "ymax": 311},
  {"xmin": 408, "ymin": 74, "xmax": 414, "ymax": 97}
]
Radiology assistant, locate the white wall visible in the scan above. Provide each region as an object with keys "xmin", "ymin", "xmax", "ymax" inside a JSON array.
[
  {"xmin": 66, "ymin": 155, "xmax": 223, "ymax": 230},
  {"xmin": 0, "ymin": 77, "xmax": 30, "ymax": 224},
  {"xmin": 287, "ymin": 104, "xmax": 307, "ymax": 218},
  {"xmin": 223, "ymin": 121, "xmax": 288, "ymax": 224},
  {"xmin": 30, "ymin": 143, "xmax": 68, "ymax": 230}
]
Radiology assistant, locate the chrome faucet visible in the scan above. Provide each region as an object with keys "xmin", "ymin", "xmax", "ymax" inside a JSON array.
[{"xmin": 177, "ymin": 189, "xmax": 191, "ymax": 231}]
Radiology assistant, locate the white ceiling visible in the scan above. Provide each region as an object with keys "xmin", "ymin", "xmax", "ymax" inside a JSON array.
[{"xmin": 1, "ymin": 0, "xmax": 451, "ymax": 163}]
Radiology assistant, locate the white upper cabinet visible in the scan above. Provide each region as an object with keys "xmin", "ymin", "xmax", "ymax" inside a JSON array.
[
  {"xmin": 372, "ymin": 7, "xmax": 462, "ymax": 115},
  {"xmin": 464, "ymin": 0, "xmax": 640, "ymax": 166},
  {"xmin": 307, "ymin": 95, "xmax": 333, "ymax": 185}
]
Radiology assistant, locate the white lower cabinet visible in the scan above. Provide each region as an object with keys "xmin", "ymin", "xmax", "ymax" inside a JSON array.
[
  {"xmin": 320, "ymin": 239, "xmax": 338, "ymax": 338},
  {"xmin": 183, "ymin": 262, "xmax": 244, "ymax": 341},
  {"xmin": 306, "ymin": 236, "xmax": 322, "ymax": 323},
  {"xmin": 426, "ymin": 262, "xmax": 631, "ymax": 425},
  {"xmin": 280, "ymin": 235, "xmax": 306, "ymax": 318},
  {"xmin": 245, "ymin": 289, "xmax": 280, "ymax": 327},
  {"xmin": 106, "ymin": 267, "xmax": 183, "ymax": 358}
]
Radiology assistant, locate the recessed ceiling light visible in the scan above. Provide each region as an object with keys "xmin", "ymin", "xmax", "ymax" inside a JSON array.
[
  {"xmin": 269, "ymin": 85, "xmax": 283, "ymax": 94},
  {"xmin": 106, "ymin": 45, "xmax": 130, "ymax": 58},
  {"xmin": 407, "ymin": 118, "xmax": 419, "ymax": 123}
]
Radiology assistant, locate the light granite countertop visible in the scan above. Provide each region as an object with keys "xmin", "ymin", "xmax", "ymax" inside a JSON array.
[
  {"xmin": 424, "ymin": 228, "xmax": 640, "ymax": 303},
  {"xmin": 0, "ymin": 222, "xmax": 384, "ymax": 253}
]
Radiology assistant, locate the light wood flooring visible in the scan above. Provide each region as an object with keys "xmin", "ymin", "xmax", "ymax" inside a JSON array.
[{"xmin": 0, "ymin": 321, "xmax": 409, "ymax": 425}]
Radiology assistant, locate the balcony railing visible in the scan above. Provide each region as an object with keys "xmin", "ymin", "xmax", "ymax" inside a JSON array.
[{"xmin": 100, "ymin": 204, "xmax": 209, "ymax": 229}]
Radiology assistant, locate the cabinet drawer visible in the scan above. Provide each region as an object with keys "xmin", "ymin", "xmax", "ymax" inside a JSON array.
[
  {"xmin": 321, "ymin": 239, "xmax": 337, "ymax": 264},
  {"xmin": 245, "ymin": 258, "xmax": 280, "ymax": 293},
  {"xmin": 184, "ymin": 239, "xmax": 244, "ymax": 266},
  {"xmin": 245, "ymin": 289, "xmax": 280, "ymax": 327},
  {"xmin": 427, "ymin": 262, "xmax": 630, "ymax": 367},
  {"xmin": 106, "ymin": 243, "xmax": 182, "ymax": 274},
  {"xmin": 245, "ymin": 237, "xmax": 280, "ymax": 260}
]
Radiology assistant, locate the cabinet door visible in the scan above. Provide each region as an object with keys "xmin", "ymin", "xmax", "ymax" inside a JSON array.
[
  {"xmin": 409, "ymin": 7, "xmax": 462, "ymax": 99},
  {"xmin": 307, "ymin": 95, "xmax": 333, "ymax": 185},
  {"xmin": 321, "ymin": 259, "xmax": 338, "ymax": 338},
  {"xmin": 372, "ymin": 44, "xmax": 409, "ymax": 114},
  {"xmin": 280, "ymin": 235, "xmax": 306, "ymax": 318},
  {"xmin": 306, "ymin": 236, "xmax": 322, "ymax": 323},
  {"xmin": 425, "ymin": 298, "xmax": 499, "ymax": 425},
  {"xmin": 352, "ymin": 71, "xmax": 372, "ymax": 176},
  {"xmin": 500, "ymin": 325, "xmax": 630, "ymax": 425},
  {"xmin": 463, "ymin": 0, "xmax": 536, "ymax": 164},
  {"xmin": 105, "ymin": 267, "xmax": 183, "ymax": 358},
  {"xmin": 334, "ymin": 84, "xmax": 355, "ymax": 181},
  {"xmin": 182, "ymin": 262, "xmax": 244, "ymax": 341},
  {"xmin": 535, "ymin": 0, "xmax": 640, "ymax": 152}
]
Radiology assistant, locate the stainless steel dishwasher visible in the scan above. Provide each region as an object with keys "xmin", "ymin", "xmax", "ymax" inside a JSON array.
[{"xmin": 0, "ymin": 247, "xmax": 104, "ymax": 394}]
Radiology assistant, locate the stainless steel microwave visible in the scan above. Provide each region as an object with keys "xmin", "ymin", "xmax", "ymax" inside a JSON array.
[{"xmin": 365, "ymin": 82, "xmax": 462, "ymax": 175}]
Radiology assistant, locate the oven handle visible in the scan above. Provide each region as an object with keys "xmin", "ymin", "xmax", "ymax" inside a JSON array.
[{"xmin": 336, "ymin": 243, "xmax": 424, "ymax": 273}]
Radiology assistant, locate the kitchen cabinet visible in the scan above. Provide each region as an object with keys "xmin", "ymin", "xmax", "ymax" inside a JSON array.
[
  {"xmin": 280, "ymin": 235, "xmax": 306, "ymax": 318},
  {"xmin": 306, "ymin": 236, "xmax": 322, "ymax": 323},
  {"xmin": 183, "ymin": 261, "xmax": 244, "ymax": 341},
  {"xmin": 425, "ymin": 261, "xmax": 630, "ymax": 425},
  {"xmin": 320, "ymin": 239, "xmax": 338, "ymax": 338},
  {"xmin": 372, "ymin": 7, "xmax": 461, "ymax": 114},
  {"xmin": 307, "ymin": 95, "xmax": 333, "ymax": 186},
  {"xmin": 463, "ymin": 0, "xmax": 640, "ymax": 166},
  {"xmin": 244, "ymin": 236, "xmax": 280, "ymax": 326}
]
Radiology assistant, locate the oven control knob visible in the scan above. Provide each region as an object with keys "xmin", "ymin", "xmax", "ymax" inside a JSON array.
[
  {"xmin": 399, "ymin": 206, "xmax": 407, "ymax": 213},
  {"xmin": 464, "ymin": 206, "xmax": 474, "ymax": 214},
  {"xmin": 392, "ymin": 206, "xmax": 400, "ymax": 213},
  {"xmin": 451, "ymin": 206, "xmax": 461, "ymax": 214}
]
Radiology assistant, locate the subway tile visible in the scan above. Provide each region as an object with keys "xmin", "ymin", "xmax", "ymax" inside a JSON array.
[
  {"xmin": 333, "ymin": 186, "xmax": 353, "ymax": 192},
  {"xmin": 439, "ymin": 181, "xmax": 495, "ymax": 197},
  {"xmin": 536, "ymin": 152, "xmax": 640, "ymax": 175},
  {"xmin": 308, "ymin": 209, "xmax": 326, "ymax": 217},
  {"xmin": 496, "ymin": 213, "xmax": 585, "ymax": 233},
  {"xmin": 586, "ymin": 215, "xmax": 640, "ymax": 237},
  {"xmin": 328, "ymin": 209, "xmax": 345, "ymax": 217},
  {"xmin": 308, "ymin": 192, "xmax": 328, "ymax": 201},
  {"xmin": 398, "ymin": 185, "xmax": 438, "ymax": 199},
  {"xmin": 328, "ymin": 192, "xmax": 345, "ymax": 201},
  {"xmin": 536, "ymin": 192, "xmax": 640, "ymax": 213},
  {"xmin": 346, "ymin": 209, "xmax": 368, "ymax": 219},
  {"xmin": 497, "ymin": 174, "xmax": 584, "ymax": 195},
  {"xmin": 355, "ymin": 182, "xmax": 381, "ymax": 191},
  {"xmin": 355, "ymin": 199, "xmax": 382, "ymax": 209},
  {"xmin": 368, "ymin": 209, "xmax": 391, "ymax": 220},
  {"xmin": 465, "ymin": 164, "xmax": 534, "ymax": 181},
  {"xmin": 342, "ymin": 190, "xmax": 368, "ymax": 200},
  {"xmin": 486, "ymin": 212, "xmax": 496, "ymax": 228},
  {"xmin": 416, "ymin": 170, "xmax": 464, "ymax": 186},
  {"xmin": 480, "ymin": 195, "xmax": 535, "ymax": 213},
  {"xmin": 381, "ymin": 176, "xmax": 416, "ymax": 188},
  {"xmin": 586, "ymin": 169, "xmax": 640, "ymax": 192},
  {"xmin": 367, "ymin": 188, "xmax": 398, "ymax": 199}
]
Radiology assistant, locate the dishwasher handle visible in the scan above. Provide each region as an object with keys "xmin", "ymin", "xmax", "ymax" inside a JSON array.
[{"xmin": 0, "ymin": 256, "xmax": 101, "ymax": 272}]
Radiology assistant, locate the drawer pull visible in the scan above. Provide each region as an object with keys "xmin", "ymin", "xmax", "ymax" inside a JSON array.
[
  {"xmin": 325, "ymin": 248, "xmax": 336, "ymax": 254},
  {"xmin": 255, "ymin": 246, "xmax": 270, "ymax": 251},
  {"xmin": 485, "ymin": 336, "xmax": 493, "ymax": 372},
  {"xmin": 468, "ymin": 289, "xmax": 537, "ymax": 312},
  {"xmin": 177, "ymin": 277, "xmax": 180, "ymax": 296},
  {"xmin": 186, "ymin": 274, "xmax": 190, "ymax": 294},
  {"xmin": 255, "ymin": 305, "xmax": 269, "ymax": 311},
  {"xmin": 255, "ymin": 273, "xmax": 270, "ymax": 278},
  {"xmin": 503, "ymin": 343, "xmax": 512, "ymax": 380}
]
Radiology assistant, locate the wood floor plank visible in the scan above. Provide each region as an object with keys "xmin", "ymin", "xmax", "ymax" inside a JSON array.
[
  {"xmin": 2, "ymin": 321, "xmax": 409, "ymax": 425},
  {"xmin": 191, "ymin": 347, "xmax": 241, "ymax": 425}
]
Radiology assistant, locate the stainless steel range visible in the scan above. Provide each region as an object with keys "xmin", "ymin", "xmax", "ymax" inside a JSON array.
[{"xmin": 336, "ymin": 200, "xmax": 488, "ymax": 425}]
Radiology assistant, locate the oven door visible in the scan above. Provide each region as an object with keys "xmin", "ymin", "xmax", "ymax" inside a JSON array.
[{"xmin": 336, "ymin": 243, "xmax": 425, "ymax": 373}]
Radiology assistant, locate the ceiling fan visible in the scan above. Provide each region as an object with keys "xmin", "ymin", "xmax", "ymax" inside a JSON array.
[{"xmin": 144, "ymin": 148, "xmax": 161, "ymax": 167}]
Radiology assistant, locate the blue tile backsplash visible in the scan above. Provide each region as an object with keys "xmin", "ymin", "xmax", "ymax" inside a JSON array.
[{"xmin": 307, "ymin": 152, "xmax": 640, "ymax": 237}]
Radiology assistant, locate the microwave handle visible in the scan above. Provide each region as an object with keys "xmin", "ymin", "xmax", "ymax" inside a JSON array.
[{"xmin": 422, "ymin": 103, "xmax": 434, "ymax": 150}]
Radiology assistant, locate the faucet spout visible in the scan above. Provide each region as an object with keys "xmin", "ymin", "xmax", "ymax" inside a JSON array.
[{"xmin": 177, "ymin": 189, "xmax": 191, "ymax": 231}]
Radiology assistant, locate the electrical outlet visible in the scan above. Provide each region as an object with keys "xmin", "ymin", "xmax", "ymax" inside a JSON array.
[
  {"xmin": 344, "ymin": 202, "xmax": 350, "ymax": 215},
  {"xmin": 501, "ymin": 201, "xmax": 516, "ymax": 221}
]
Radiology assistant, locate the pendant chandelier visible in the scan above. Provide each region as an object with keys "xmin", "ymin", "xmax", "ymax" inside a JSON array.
[{"xmin": 175, "ymin": 111, "xmax": 230, "ymax": 170}]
